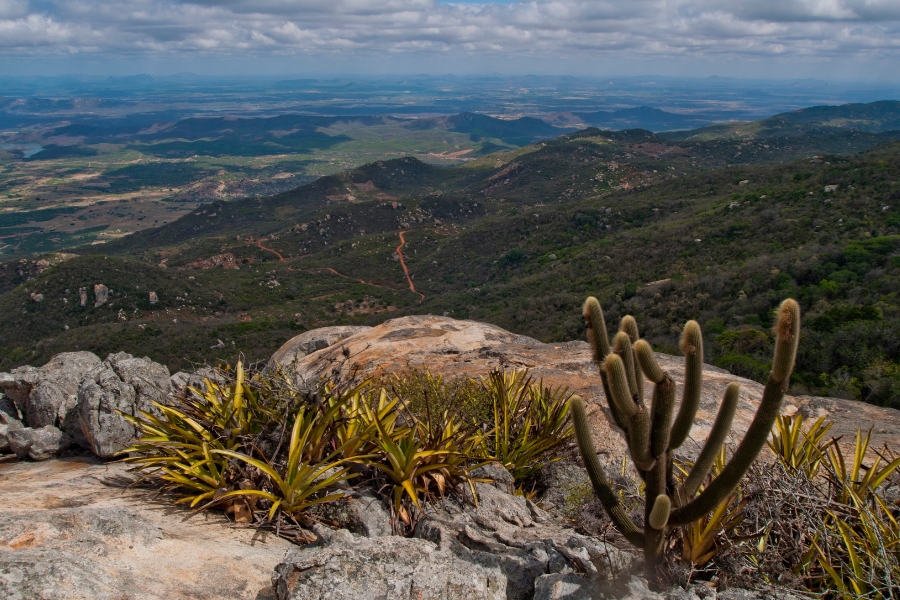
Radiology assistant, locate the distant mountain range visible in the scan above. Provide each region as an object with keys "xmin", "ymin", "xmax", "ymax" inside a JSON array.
[{"xmin": 574, "ymin": 106, "xmax": 713, "ymax": 131}]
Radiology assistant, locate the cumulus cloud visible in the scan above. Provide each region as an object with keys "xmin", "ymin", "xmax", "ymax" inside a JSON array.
[{"xmin": 0, "ymin": 0, "xmax": 897, "ymax": 67}]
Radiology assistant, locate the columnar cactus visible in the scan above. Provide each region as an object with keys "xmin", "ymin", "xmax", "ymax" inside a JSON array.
[{"xmin": 571, "ymin": 297, "xmax": 800, "ymax": 570}]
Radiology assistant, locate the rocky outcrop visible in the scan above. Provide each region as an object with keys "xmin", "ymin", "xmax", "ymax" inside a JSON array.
[
  {"xmin": 94, "ymin": 284, "xmax": 109, "ymax": 307},
  {"xmin": 0, "ymin": 458, "xmax": 291, "ymax": 600},
  {"xmin": 0, "ymin": 350, "xmax": 173, "ymax": 460},
  {"xmin": 283, "ymin": 315, "xmax": 900, "ymax": 458},
  {"xmin": 77, "ymin": 352, "xmax": 171, "ymax": 458},
  {"xmin": 0, "ymin": 351, "xmax": 101, "ymax": 437},
  {"xmin": 268, "ymin": 326, "xmax": 371, "ymax": 370},
  {"xmin": 275, "ymin": 463, "xmax": 633, "ymax": 600},
  {"xmin": 274, "ymin": 529, "xmax": 507, "ymax": 600}
]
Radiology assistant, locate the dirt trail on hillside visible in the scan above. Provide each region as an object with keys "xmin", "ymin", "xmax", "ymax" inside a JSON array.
[
  {"xmin": 396, "ymin": 230, "xmax": 424, "ymax": 303},
  {"xmin": 256, "ymin": 238, "xmax": 286, "ymax": 261},
  {"xmin": 255, "ymin": 238, "xmax": 380, "ymax": 288},
  {"xmin": 255, "ymin": 235, "xmax": 426, "ymax": 303}
]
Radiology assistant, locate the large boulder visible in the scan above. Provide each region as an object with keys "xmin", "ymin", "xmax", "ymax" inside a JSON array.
[
  {"xmin": 284, "ymin": 316, "xmax": 900, "ymax": 459},
  {"xmin": 272, "ymin": 528, "xmax": 507, "ymax": 600},
  {"xmin": 0, "ymin": 352, "xmax": 101, "ymax": 437},
  {"xmin": 273, "ymin": 459, "xmax": 633, "ymax": 600},
  {"xmin": 268, "ymin": 326, "xmax": 371, "ymax": 370},
  {"xmin": 77, "ymin": 352, "xmax": 171, "ymax": 458}
]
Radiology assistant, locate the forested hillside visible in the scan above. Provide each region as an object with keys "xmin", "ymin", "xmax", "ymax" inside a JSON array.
[{"xmin": 2, "ymin": 120, "xmax": 899, "ymax": 407}]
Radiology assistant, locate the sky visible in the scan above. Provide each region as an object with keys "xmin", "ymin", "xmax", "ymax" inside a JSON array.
[{"xmin": 1, "ymin": 0, "xmax": 899, "ymax": 81}]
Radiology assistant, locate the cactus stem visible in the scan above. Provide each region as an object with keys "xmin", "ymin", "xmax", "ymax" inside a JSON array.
[
  {"xmin": 571, "ymin": 396, "xmax": 645, "ymax": 546},
  {"xmin": 634, "ymin": 340, "xmax": 665, "ymax": 384},
  {"xmin": 650, "ymin": 374, "xmax": 676, "ymax": 459},
  {"xmin": 648, "ymin": 495, "xmax": 671, "ymax": 530},
  {"xmin": 604, "ymin": 354, "xmax": 639, "ymax": 419},
  {"xmin": 670, "ymin": 301, "xmax": 798, "ymax": 527},
  {"xmin": 670, "ymin": 320, "xmax": 703, "ymax": 450},
  {"xmin": 614, "ymin": 332, "xmax": 641, "ymax": 407},
  {"xmin": 681, "ymin": 382, "xmax": 740, "ymax": 498},
  {"xmin": 584, "ymin": 297, "xmax": 611, "ymax": 363}
]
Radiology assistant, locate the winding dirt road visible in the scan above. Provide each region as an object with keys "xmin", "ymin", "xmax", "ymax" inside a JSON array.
[{"xmin": 256, "ymin": 238, "xmax": 285, "ymax": 261}]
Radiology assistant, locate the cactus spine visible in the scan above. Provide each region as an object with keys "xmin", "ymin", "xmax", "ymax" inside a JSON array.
[{"xmin": 571, "ymin": 297, "xmax": 800, "ymax": 572}]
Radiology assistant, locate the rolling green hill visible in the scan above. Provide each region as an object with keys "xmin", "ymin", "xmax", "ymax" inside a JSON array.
[
  {"xmin": 3, "ymin": 122, "xmax": 900, "ymax": 409},
  {"xmin": 664, "ymin": 100, "xmax": 900, "ymax": 141}
]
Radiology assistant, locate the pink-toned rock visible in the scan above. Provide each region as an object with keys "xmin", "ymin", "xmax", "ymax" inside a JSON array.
[{"xmin": 285, "ymin": 315, "xmax": 900, "ymax": 458}]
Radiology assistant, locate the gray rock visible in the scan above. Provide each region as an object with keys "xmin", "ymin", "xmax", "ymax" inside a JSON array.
[
  {"xmin": 410, "ymin": 481, "xmax": 633, "ymax": 600},
  {"xmin": 0, "ymin": 352, "xmax": 101, "ymax": 436},
  {"xmin": 77, "ymin": 353, "xmax": 171, "ymax": 458},
  {"xmin": 537, "ymin": 460, "xmax": 592, "ymax": 513},
  {"xmin": 535, "ymin": 574, "xmax": 666, "ymax": 600},
  {"xmin": 170, "ymin": 366, "xmax": 223, "ymax": 396},
  {"xmin": 308, "ymin": 491, "xmax": 393, "ymax": 538},
  {"xmin": 78, "ymin": 286, "xmax": 87, "ymax": 307},
  {"xmin": 0, "ymin": 394, "xmax": 21, "ymax": 421},
  {"xmin": 149, "ymin": 291, "xmax": 159, "ymax": 304},
  {"xmin": 0, "ymin": 417, "xmax": 23, "ymax": 454},
  {"xmin": 94, "ymin": 283, "xmax": 109, "ymax": 307},
  {"xmin": 272, "ymin": 528, "xmax": 507, "ymax": 600},
  {"xmin": 1, "ymin": 459, "xmax": 291, "ymax": 600},
  {"xmin": 471, "ymin": 461, "xmax": 516, "ymax": 495},
  {"xmin": 7, "ymin": 425, "xmax": 64, "ymax": 461},
  {"xmin": 268, "ymin": 326, "xmax": 371, "ymax": 370}
]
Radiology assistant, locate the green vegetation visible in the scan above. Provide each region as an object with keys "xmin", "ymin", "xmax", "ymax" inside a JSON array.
[
  {"xmin": 570, "ymin": 296, "xmax": 799, "ymax": 572},
  {"xmin": 474, "ymin": 369, "xmax": 574, "ymax": 481},
  {"xmin": 124, "ymin": 363, "xmax": 573, "ymax": 534}
]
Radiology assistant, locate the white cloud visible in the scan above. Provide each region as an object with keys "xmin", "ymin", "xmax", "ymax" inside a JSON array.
[{"xmin": 0, "ymin": 0, "xmax": 897, "ymax": 72}]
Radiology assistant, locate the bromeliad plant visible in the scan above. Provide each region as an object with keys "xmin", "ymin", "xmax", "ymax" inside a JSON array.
[
  {"xmin": 570, "ymin": 297, "xmax": 801, "ymax": 573},
  {"xmin": 473, "ymin": 369, "xmax": 575, "ymax": 481},
  {"xmin": 121, "ymin": 361, "xmax": 285, "ymax": 509},
  {"xmin": 367, "ymin": 404, "xmax": 477, "ymax": 528},
  {"xmin": 122, "ymin": 363, "xmax": 367, "ymax": 526},
  {"xmin": 213, "ymin": 403, "xmax": 358, "ymax": 521}
]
